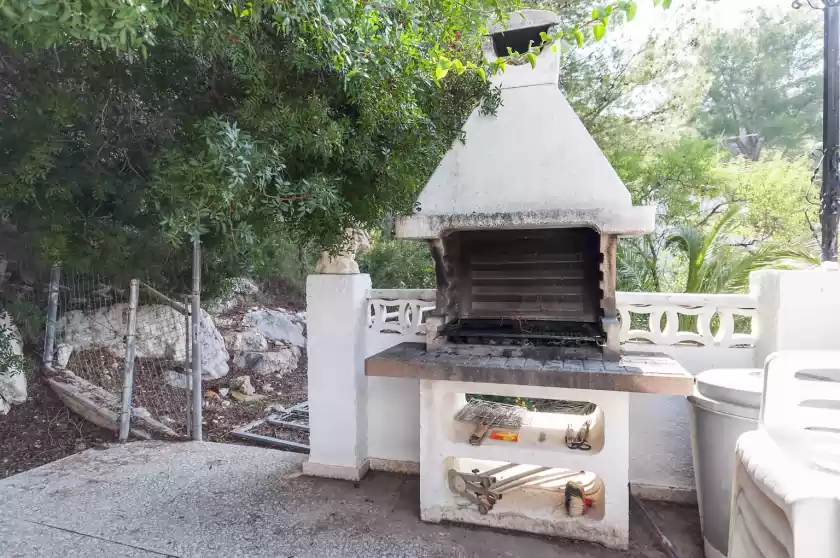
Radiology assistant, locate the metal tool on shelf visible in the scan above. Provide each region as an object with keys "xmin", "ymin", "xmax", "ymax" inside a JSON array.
[
  {"xmin": 447, "ymin": 463, "xmax": 585, "ymax": 515},
  {"xmin": 454, "ymin": 399, "xmax": 526, "ymax": 446}
]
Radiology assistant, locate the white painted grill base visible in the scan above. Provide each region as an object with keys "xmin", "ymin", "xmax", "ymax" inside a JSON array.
[{"xmin": 419, "ymin": 379, "xmax": 630, "ymax": 549}]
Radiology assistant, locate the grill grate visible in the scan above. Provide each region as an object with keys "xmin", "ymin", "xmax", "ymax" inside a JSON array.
[
  {"xmin": 441, "ymin": 319, "xmax": 605, "ymax": 347},
  {"xmin": 454, "ymin": 399, "xmax": 527, "ymax": 429}
]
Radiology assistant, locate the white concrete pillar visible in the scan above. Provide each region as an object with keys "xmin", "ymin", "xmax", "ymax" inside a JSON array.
[
  {"xmin": 302, "ymin": 273, "xmax": 372, "ymax": 480},
  {"xmin": 751, "ymin": 268, "xmax": 840, "ymax": 366}
]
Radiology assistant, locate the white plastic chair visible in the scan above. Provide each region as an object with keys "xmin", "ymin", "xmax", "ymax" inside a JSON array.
[{"xmin": 728, "ymin": 351, "xmax": 840, "ymax": 558}]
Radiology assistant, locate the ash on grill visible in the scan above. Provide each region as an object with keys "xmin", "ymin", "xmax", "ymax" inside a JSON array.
[{"xmin": 441, "ymin": 319, "xmax": 605, "ymax": 347}]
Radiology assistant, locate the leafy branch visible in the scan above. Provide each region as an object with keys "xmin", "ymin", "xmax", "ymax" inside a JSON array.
[
  {"xmin": 432, "ymin": 0, "xmax": 661, "ymax": 86},
  {"xmin": 0, "ymin": 311, "xmax": 26, "ymax": 382}
]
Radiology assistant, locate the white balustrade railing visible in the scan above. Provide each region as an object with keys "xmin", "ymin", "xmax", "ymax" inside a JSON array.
[
  {"xmin": 617, "ymin": 292, "xmax": 757, "ymax": 348},
  {"xmin": 368, "ymin": 289, "xmax": 436, "ymax": 341},
  {"xmin": 367, "ymin": 289, "xmax": 757, "ymax": 350}
]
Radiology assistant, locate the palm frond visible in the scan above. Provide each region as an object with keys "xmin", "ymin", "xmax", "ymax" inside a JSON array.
[
  {"xmin": 650, "ymin": 205, "xmax": 816, "ymax": 294},
  {"xmin": 666, "ymin": 226, "xmax": 706, "ymax": 291},
  {"xmin": 701, "ymin": 242, "xmax": 818, "ymax": 293},
  {"xmin": 616, "ymin": 238, "xmax": 660, "ymax": 292}
]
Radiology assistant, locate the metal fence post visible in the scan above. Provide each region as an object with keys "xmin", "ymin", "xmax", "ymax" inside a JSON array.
[
  {"xmin": 191, "ymin": 238, "xmax": 203, "ymax": 441},
  {"xmin": 118, "ymin": 279, "xmax": 140, "ymax": 442},
  {"xmin": 42, "ymin": 265, "xmax": 61, "ymax": 367},
  {"xmin": 184, "ymin": 295, "xmax": 192, "ymax": 439}
]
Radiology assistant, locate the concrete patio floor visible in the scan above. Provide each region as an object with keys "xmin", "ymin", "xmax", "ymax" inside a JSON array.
[{"xmin": 0, "ymin": 441, "xmax": 699, "ymax": 557}]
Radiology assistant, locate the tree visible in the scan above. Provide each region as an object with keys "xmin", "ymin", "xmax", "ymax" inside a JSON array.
[
  {"xmin": 0, "ymin": 0, "xmax": 653, "ymax": 293},
  {"xmin": 618, "ymin": 205, "xmax": 818, "ymax": 294},
  {"xmin": 0, "ymin": 0, "xmax": 506, "ymax": 291},
  {"xmin": 358, "ymin": 234, "xmax": 435, "ymax": 289},
  {"xmin": 693, "ymin": 10, "xmax": 823, "ymax": 157},
  {"xmin": 560, "ymin": 32, "xmax": 700, "ymax": 138},
  {"xmin": 717, "ymin": 151, "xmax": 819, "ymax": 244}
]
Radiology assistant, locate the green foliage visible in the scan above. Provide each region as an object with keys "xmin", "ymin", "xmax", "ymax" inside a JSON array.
[
  {"xmin": 2, "ymin": 296, "xmax": 44, "ymax": 347},
  {"xmin": 0, "ymin": 311, "xmax": 27, "ymax": 380},
  {"xmin": 1, "ymin": 0, "xmax": 812, "ymax": 301},
  {"xmin": 0, "ymin": 0, "xmax": 166, "ymax": 52},
  {"xmin": 608, "ymin": 134, "xmax": 725, "ymax": 227},
  {"xmin": 606, "ymin": 126, "xmax": 820, "ymax": 252},
  {"xmin": 665, "ymin": 206, "xmax": 817, "ymax": 293},
  {"xmin": 2, "ymin": 0, "xmax": 666, "ymax": 296},
  {"xmin": 358, "ymin": 235, "xmax": 435, "ymax": 289},
  {"xmin": 564, "ymin": 7, "xmax": 823, "ymax": 294},
  {"xmin": 618, "ymin": 206, "xmax": 818, "ymax": 295},
  {"xmin": 247, "ymin": 235, "xmax": 319, "ymax": 295},
  {"xmin": 693, "ymin": 10, "xmax": 822, "ymax": 154},
  {"xmin": 716, "ymin": 153, "xmax": 819, "ymax": 244},
  {"xmin": 616, "ymin": 237, "xmax": 664, "ymax": 293},
  {"xmin": 559, "ymin": 30, "xmax": 695, "ymax": 139},
  {"xmin": 0, "ymin": 0, "xmax": 512, "ymax": 294}
]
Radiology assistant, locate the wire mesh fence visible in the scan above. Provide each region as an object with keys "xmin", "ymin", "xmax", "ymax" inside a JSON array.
[
  {"xmin": 51, "ymin": 272, "xmax": 129, "ymax": 391},
  {"xmin": 43, "ymin": 265, "xmax": 202, "ymax": 442},
  {"xmin": 130, "ymin": 284, "xmax": 193, "ymax": 439}
]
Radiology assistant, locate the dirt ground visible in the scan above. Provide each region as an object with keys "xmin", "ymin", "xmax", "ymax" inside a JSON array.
[
  {"xmin": 201, "ymin": 283, "xmax": 308, "ymax": 444},
  {"xmin": 0, "ymin": 356, "xmax": 310, "ymax": 478},
  {"xmin": 202, "ymin": 352, "xmax": 309, "ymax": 443},
  {"xmin": 0, "ymin": 369, "xmax": 114, "ymax": 479},
  {"xmin": 1, "ymin": 278, "xmax": 310, "ymax": 476}
]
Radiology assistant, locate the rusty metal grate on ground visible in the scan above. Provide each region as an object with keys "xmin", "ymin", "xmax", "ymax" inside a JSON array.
[
  {"xmin": 266, "ymin": 402, "xmax": 309, "ymax": 430},
  {"xmin": 231, "ymin": 401, "xmax": 310, "ymax": 452}
]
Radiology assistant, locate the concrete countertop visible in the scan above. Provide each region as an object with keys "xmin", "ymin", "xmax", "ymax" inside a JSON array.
[{"xmin": 366, "ymin": 343, "xmax": 694, "ymax": 395}]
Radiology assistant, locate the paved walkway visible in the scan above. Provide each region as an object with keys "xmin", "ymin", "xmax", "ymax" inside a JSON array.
[{"xmin": 0, "ymin": 441, "xmax": 684, "ymax": 557}]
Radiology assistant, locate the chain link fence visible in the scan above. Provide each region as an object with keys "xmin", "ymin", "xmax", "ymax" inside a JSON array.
[{"xmin": 42, "ymin": 241, "xmax": 205, "ymax": 442}]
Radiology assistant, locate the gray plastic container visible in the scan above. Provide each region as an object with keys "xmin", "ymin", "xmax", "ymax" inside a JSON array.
[{"xmin": 689, "ymin": 368, "xmax": 763, "ymax": 558}]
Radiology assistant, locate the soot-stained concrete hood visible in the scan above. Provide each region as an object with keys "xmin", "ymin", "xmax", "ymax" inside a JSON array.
[{"xmin": 397, "ymin": 10, "xmax": 655, "ymax": 239}]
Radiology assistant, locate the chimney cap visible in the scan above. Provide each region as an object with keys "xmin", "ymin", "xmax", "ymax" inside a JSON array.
[{"xmin": 487, "ymin": 9, "xmax": 560, "ymax": 35}]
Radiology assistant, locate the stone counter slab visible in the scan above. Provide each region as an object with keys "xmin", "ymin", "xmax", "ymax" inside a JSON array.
[{"xmin": 365, "ymin": 343, "xmax": 693, "ymax": 395}]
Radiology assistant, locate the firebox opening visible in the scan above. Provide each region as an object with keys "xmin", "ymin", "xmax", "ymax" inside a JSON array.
[
  {"xmin": 491, "ymin": 25, "xmax": 552, "ymax": 57},
  {"xmin": 437, "ymin": 227, "xmax": 604, "ymax": 349}
]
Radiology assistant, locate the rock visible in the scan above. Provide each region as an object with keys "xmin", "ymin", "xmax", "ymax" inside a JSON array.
[
  {"xmin": 207, "ymin": 278, "xmax": 260, "ymax": 314},
  {"xmin": 314, "ymin": 228, "xmax": 371, "ymax": 275},
  {"xmin": 55, "ymin": 344, "xmax": 74, "ymax": 368},
  {"xmin": 232, "ymin": 348, "xmax": 298, "ymax": 376},
  {"xmin": 218, "ymin": 387, "xmax": 230, "ymax": 397},
  {"xmin": 213, "ymin": 315, "xmax": 239, "ymax": 330},
  {"xmin": 221, "ymin": 400, "xmax": 231, "ymax": 408},
  {"xmin": 164, "ymin": 370, "xmax": 192, "ymax": 390},
  {"xmin": 195, "ymin": 309, "xmax": 230, "ymax": 380},
  {"xmin": 230, "ymin": 375, "xmax": 255, "ymax": 396},
  {"xmin": 57, "ymin": 303, "xmax": 182, "ymax": 360},
  {"xmin": 0, "ymin": 313, "xmax": 27, "ymax": 415},
  {"xmin": 133, "ymin": 407, "xmax": 151, "ymax": 419},
  {"xmin": 230, "ymin": 391, "xmax": 266, "ymax": 403},
  {"xmin": 261, "ymin": 383, "xmax": 274, "ymax": 393},
  {"xmin": 223, "ymin": 328, "xmax": 268, "ymax": 352},
  {"xmin": 265, "ymin": 404, "xmax": 286, "ymax": 413},
  {"xmin": 74, "ymin": 442, "xmax": 87, "ymax": 452},
  {"xmin": 231, "ymin": 278, "xmax": 260, "ymax": 296},
  {"xmin": 243, "ymin": 309, "xmax": 305, "ymax": 348},
  {"xmin": 55, "ymin": 304, "xmax": 229, "ymax": 380}
]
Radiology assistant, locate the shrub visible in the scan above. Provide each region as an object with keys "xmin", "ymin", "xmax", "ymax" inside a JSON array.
[{"xmin": 358, "ymin": 235, "xmax": 435, "ymax": 289}]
